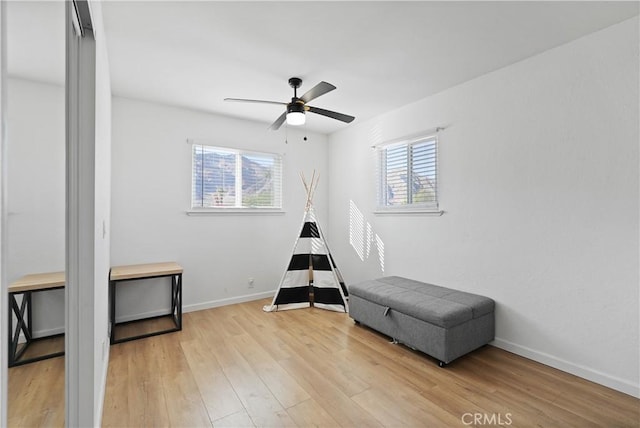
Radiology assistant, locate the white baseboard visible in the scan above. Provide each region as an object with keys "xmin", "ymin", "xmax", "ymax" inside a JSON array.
[
  {"xmin": 492, "ymin": 337, "xmax": 640, "ymax": 398},
  {"xmin": 23, "ymin": 291, "xmax": 273, "ymax": 329},
  {"xmin": 183, "ymin": 290, "xmax": 274, "ymax": 313},
  {"xmin": 115, "ymin": 308, "xmax": 172, "ymax": 324},
  {"xmin": 114, "ymin": 290, "xmax": 274, "ymax": 323},
  {"xmin": 24, "ymin": 326, "xmax": 65, "ymax": 342}
]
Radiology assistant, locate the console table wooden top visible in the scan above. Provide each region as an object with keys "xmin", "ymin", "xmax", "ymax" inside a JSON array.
[
  {"xmin": 110, "ymin": 262, "xmax": 183, "ymax": 282},
  {"xmin": 8, "ymin": 271, "xmax": 65, "ymax": 293}
]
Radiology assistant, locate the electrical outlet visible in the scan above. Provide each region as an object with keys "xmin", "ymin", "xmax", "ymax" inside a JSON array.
[{"xmin": 248, "ymin": 277, "xmax": 255, "ymax": 288}]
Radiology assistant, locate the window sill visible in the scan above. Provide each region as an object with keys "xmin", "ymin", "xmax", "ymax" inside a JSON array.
[
  {"xmin": 374, "ymin": 209, "xmax": 444, "ymax": 216},
  {"xmin": 186, "ymin": 208, "xmax": 286, "ymax": 216}
]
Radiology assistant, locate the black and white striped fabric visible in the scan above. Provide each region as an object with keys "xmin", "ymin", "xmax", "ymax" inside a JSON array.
[{"xmin": 264, "ymin": 207, "xmax": 348, "ymax": 313}]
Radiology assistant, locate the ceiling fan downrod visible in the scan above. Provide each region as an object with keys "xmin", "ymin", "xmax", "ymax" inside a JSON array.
[{"xmin": 288, "ymin": 77, "xmax": 302, "ymax": 99}]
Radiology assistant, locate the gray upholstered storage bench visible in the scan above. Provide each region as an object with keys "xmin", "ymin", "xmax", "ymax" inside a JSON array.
[{"xmin": 349, "ymin": 276, "xmax": 494, "ymax": 366}]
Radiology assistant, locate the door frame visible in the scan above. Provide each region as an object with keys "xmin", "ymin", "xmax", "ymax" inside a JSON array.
[{"xmin": 66, "ymin": 1, "xmax": 96, "ymax": 426}]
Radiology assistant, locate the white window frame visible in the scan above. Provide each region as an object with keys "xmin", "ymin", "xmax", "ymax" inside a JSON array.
[
  {"xmin": 188, "ymin": 142, "xmax": 283, "ymax": 214},
  {"xmin": 375, "ymin": 134, "xmax": 442, "ymax": 215}
]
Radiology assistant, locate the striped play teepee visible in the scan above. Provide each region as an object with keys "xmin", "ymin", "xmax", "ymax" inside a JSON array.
[{"xmin": 263, "ymin": 172, "xmax": 349, "ymax": 313}]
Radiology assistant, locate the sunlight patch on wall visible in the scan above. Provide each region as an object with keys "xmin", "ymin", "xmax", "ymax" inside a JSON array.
[
  {"xmin": 349, "ymin": 200, "xmax": 385, "ymax": 273},
  {"xmin": 349, "ymin": 200, "xmax": 365, "ymax": 261},
  {"xmin": 375, "ymin": 233, "xmax": 385, "ymax": 273}
]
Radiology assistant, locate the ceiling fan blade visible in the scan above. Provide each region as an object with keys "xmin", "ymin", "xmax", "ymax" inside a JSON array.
[
  {"xmin": 224, "ymin": 98, "xmax": 286, "ymax": 106},
  {"xmin": 268, "ymin": 111, "xmax": 287, "ymax": 130},
  {"xmin": 300, "ymin": 82, "xmax": 336, "ymax": 103},
  {"xmin": 307, "ymin": 106, "xmax": 355, "ymax": 123}
]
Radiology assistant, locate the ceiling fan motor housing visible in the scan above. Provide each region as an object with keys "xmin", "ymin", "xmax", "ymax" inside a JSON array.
[
  {"xmin": 287, "ymin": 102, "xmax": 305, "ymax": 115},
  {"xmin": 288, "ymin": 77, "xmax": 302, "ymax": 89}
]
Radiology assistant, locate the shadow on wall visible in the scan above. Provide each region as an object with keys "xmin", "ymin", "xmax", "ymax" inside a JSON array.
[{"xmin": 349, "ymin": 200, "xmax": 385, "ymax": 274}]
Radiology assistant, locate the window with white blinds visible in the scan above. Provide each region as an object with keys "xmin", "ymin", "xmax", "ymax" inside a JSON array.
[
  {"xmin": 191, "ymin": 144, "xmax": 282, "ymax": 209},
  {"xmin": 376, "ymin": 135, "xmax": 438, "ymax": 211}
]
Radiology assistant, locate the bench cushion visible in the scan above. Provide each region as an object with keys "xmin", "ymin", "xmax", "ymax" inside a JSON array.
[{"xmin": 348, "ymin": 276, "xmax": 494, "ymax": 329}]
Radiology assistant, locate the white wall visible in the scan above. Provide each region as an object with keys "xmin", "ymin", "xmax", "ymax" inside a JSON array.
[
  {"xmin": 111, "ymin": 97, "xmax": 329, "ymax": 318},
  {"xmin": 327, "ymin": 17, "xmax": 639, "ymax": 397},
  {"xmin": 7, "ymin": 78, "xmax": 65, "ymax": 334}
]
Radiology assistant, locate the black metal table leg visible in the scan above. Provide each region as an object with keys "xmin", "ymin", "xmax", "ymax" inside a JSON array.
[
  {"xmin": 8, "ymin": 288, "xmax": 64, "ymax": 367},
  {"xmin": 8, "ymin": 295, "xmax": 13, "ymax": 366},
  {"xmin": 109, "ymin": 277, "xmax": 116, "ymax": 345},
  {"xmin": 177, "ymin": 273, "xmax": 182, "ymax": 330},
  {"xmin": 110, "ymin": 271, "xmax": 183, "ymax": 344},
  {"xmin": 10, "ymin": 292, "xmax": 32, "ymax": 364}
]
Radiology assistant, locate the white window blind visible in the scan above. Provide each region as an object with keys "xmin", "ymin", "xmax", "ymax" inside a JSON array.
[
  {"xmin": 191, "ymin": 144, "xmax": 282, "ymax": 209},
  {"xmin": 376, "ymin": 135, "xmax": 438, "ymax": 211}
]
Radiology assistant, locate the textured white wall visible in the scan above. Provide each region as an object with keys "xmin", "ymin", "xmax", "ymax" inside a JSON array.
[
  {"xmin": 111, "ymin": 97, "xmax": 330, "ymax": 318},
  {"xmin": 327, "ymin": 18, "xmax": 639, "ymax": 397}
]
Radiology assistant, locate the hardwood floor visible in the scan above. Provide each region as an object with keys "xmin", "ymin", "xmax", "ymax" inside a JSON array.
[
  {"xmin": 8, "ymin": 298, "xmax": 640, "ymax": 427},
  {"xmin": 8, "ymin": 354, "xmax": 64, "ymax": 427}
]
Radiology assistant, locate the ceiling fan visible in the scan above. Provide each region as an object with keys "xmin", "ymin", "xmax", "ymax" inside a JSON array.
[{"xmin": 224, "ymin": 77, "xmax": 355, "ymax": 130}]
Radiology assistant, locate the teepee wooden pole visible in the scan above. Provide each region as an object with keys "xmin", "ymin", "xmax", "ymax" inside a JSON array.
[
  {"xmin": 301, "ymin": 170, "xmax": 318, "ymax": 210},
  {"xmin": 309, "ymin": 170, "xmax": 316, "ymax": 204},
  {"xmin": 300, "ymin": 171, "xmax": 308, "ymax": 193},
  {"xmin": 310, "ymin": 172, "xmax": 320, "ymax": 204}
]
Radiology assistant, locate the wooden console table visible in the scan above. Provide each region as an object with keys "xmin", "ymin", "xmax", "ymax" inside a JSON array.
[
  {"xmin": 8, "ymin": 271, "xmax": 65, "ymax": 367},
  {"xmin": 109, "ymin": 262, "xmax": 183, "ymax": 344}
]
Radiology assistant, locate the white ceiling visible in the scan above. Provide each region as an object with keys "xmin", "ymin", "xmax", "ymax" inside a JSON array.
[{"xmin": 6, "ymin": 1, "xmax": 639, "ymax": 134}]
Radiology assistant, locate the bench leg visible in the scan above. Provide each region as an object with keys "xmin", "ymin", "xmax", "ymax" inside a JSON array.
[
  {"xmin": 9, "ymin": 292, "xmax": 32, "ymax": 366},
  {"xmin": 109, "ymin": 280, "xmax": 116, "ymax": 345}
]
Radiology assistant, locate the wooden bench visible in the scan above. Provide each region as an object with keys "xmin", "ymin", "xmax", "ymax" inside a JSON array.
[
  {"xmin": 109, "ymin": 262, "xmax": 183, "ymax": 344},
  {"xmin": 8, "ymin": 272, "xmax": 65, "ymax": 367}
]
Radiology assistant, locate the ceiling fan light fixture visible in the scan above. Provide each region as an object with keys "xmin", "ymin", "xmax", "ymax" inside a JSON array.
[{"xmin": 286, "ymin": 103, "xmax": 306, "ymax": 126}]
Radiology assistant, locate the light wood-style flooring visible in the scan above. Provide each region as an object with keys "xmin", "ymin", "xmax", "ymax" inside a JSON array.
[{"xmin": 8, "ymin": 298, "xmax": 640, "ymax": 427}]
